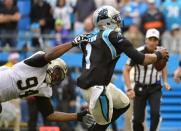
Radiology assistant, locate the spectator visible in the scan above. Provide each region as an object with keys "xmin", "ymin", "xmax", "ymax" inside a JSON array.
[
  {"xmin": 0, "ymin": 0, "xmax": 20, "ymax": 48},
  {"xmin": 124, "ymin": 24, "xmax": 144, "ymax": 48},
  {"xmin": 45, "ymin": 0, "xmax": 57, "ymax": 7},
  {"xmin": 30, "ymin": 0, "xmax": 54, "ymax": 33},
  {"xmin": 146, "ymin": 0, "xmax": 162, "ymax": 8},
  {"xmin": 74, "ymin": 16, "xmax": 95, "ymax": 36},
  {"xmin": 141, "ymin": 0, "xmax": 165, "ymax": 35},
  {"xmin": 162, "ymin": 0, "xmax": 181, "ymax": 31},
  {"xmin": 134, "ymin": 0, "xmax": 148, "ymax": 17},
  {"xmin": 119, "ymin": 0, "xmax": 147, "ymax": 30},
  {"xmin": 52, "ymin": 18, "xmax": 71, "ymax": 46},
  {"xmin": 119, "ymin": 0, "xmax": 138, "ymax": 29},
  {"xmin": 53, "ymin": 0, "xmax": 73, "ymax": 30},
  {"xmin": 30, "ymin": 22, "xmax": 44, "ymax": 49},
  {"xmin": 95, "ymin": 0, "xmax": 117, "ymax": 8},
  {"xmin": 74, "ymin": 0, "xmax": 96, "ymax": 32},
  {"xmin": 162, "ymin": 24, "xmax": 181, "ymax": 54}
]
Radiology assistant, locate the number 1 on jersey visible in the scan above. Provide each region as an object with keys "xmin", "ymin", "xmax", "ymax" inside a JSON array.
[{"xmin": 85, "ymin": 43, "xmax": 92, "ymax": 69}]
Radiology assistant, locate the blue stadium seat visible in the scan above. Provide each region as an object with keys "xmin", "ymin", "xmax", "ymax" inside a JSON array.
[
  {"xmin": 17, "ymin": 0, "xmax": 31, "ymax": 16},
  {"xmin": 0, "ymin": 52, "xmax": 9, "ymax": 61},
  {"xmin": 115, "ymin": 54, "xmax": 128, "ymax": 70},
  {"xmin": 61, "ymin": 53, "xmax": 82, "ymax": 67},
  {"xmin": 18, "ymin": 17, "xmax": 30, "ymax": 31},
  {"xmin": 113, "ymin": 74, "xmax": 125, "ymax": 91},
  {"xmin": 17, "ymin": 0, "xmax": 31, "ymax": 31},
  {"xmin": 167, "ymin": 53, "xmax": 180, "ymax": 75}
]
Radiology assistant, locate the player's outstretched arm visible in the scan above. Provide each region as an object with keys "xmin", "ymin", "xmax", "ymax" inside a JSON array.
[
  {"xmin": 36, "ymin": 96, "xmax": 95, "ymax": 128},
  {"xmin": 46, "ymin": 111, "xmax": 85, "ymax": 122},
  {"xmin": 143, "ymin": 47, "xmax": 168, "ymax": 65},
  {"xmin": 120, "ymin": 39, "xmax": 168, "ymax": 65},
  {"xmin": 109, "ymin": 31, "xmax": 168, "ymax": 66},
  {"xmin": 44, "ymin": 34, "xmax": 88, "ymax": 62}
]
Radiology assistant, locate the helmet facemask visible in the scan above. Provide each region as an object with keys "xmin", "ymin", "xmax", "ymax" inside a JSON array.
[
  {"xmin": 112, "ymin": 13, "xmax": 124, "ymax": 32},
  {"xmin": 46, "ymin": 65, "xmax": 66, "ymax": 86},
  {"xmin": 46, "ymin": 58, "xmax": 67, "ymax": 86}
]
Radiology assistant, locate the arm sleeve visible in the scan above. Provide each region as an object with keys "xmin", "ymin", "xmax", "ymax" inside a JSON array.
[
  {"xmin": 109, "ymin": 31, "xmax": 145, "ymax": 65},
  {"xmin": 24, "ymin": 51, "xmax": 49, "ymax": 67},
  {"xmin": 35, "ymin": 96, "xmax": 54, "ymax": 118}
]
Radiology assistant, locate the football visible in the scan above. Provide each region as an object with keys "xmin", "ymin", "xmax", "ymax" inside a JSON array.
[{"xmin": 154, "ymin": 58, "xmax": 167, "ymax": 71}]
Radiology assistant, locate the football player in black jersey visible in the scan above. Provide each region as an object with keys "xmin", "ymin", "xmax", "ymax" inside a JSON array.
[{"xmin": 76, "ymin": 6, "xmax": 169, "ymax": 131}]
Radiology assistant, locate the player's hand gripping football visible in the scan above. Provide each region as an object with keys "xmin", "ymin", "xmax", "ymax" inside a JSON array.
[
  {"xmin": 72, "ymin": 34, "xmax": 88, "ymax": 47},
  {"xmin": 154, "ymin": 47, "xmax": 169, "ymax": 71},
  {"xmin": 155, "ymin": 47, "xmax": 169, "ymax": 61}
]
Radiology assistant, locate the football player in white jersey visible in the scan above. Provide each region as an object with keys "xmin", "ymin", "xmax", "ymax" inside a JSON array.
[{"xmin": 0, "ymin": 34, "xmax": 94, "ymax": 127}]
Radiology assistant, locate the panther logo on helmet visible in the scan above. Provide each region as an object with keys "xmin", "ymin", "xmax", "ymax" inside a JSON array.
[
  {"xmin": 93, "ymin": 5, "xmax": 123, "ymax": 32},
  {"xmin": 97, "ymin": 8, "xmax": 109, "ymax": 23},
  {"xmin": 46, "ymin": 58, "xmax": 67, "ymax": 86}
]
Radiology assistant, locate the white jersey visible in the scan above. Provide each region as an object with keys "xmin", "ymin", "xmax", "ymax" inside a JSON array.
[{"xmin": 0, "ymin": 52, "xmax": 52, "ymax": 102}]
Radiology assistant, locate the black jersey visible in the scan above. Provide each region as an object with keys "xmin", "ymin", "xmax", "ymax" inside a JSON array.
[{"xmin": 77, "ymin": 29, "xmax": 145, "ymax": 89}]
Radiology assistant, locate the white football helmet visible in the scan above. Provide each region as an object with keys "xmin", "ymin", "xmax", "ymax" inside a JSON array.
[
  {"xmin": 46, "ymin": 58, "xmax": 68, "ymax": 86},
  {"xmin": 93, "ymin": 5, "xmax": 123, "ymax": 32}
]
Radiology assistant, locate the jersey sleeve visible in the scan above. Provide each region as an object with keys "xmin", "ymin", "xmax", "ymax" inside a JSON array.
[
  {"xmin": 24, "ymin": 51, "xmax": 49, "ymax": 67},
  {"xmin": 126, "ymin": 58, "xmax": 136, "ymax": 67},
  {"xmin": 35, "ymin": 96, "xmax": 54, "ymax": 118},
  {"xmin": 109, "ymin": 31, "xmax": 145, "ymax": 65}
]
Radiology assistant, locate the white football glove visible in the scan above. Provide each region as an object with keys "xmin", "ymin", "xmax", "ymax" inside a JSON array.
[{"xmin": 72, "ymin": 34, "xmax": 88, "ymax": 47}]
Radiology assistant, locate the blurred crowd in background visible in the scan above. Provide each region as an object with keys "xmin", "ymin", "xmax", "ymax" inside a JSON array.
[
  {"xmin": 0, "ymin": 0, "xmax": 181, "ymax": 131},
  {"xmin": 0, "ymin": 0, "xmax": 180, "ymax": 53}
]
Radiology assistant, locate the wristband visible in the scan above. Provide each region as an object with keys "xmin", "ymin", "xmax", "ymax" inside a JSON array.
[
  {"xmin": 71, "ymin": 42, "xmax": 77, "ymax": 47},
  {"xmin": 155, "ymin": 51, "xmax": 162, "ymax": 62},
  {"xmin": 77, "ymin": 110, "xmax": 87, "ymax": 121}
]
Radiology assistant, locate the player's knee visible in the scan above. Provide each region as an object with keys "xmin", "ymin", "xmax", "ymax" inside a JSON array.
[{"xmin": 122, "ymin": 94, "xmax": 130, "ymax": 107}]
